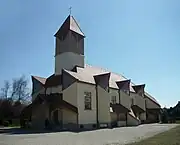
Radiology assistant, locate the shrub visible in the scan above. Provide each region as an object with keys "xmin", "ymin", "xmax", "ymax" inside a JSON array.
[{"xmin": 3, "ymin": 120, "xmax": 9, "ymax": 127}]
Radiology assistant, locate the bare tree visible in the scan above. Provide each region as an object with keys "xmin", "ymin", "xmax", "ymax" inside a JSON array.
[
  {"xmin": 11, "ymin": 75, "xmax": 31, "ymax": 102},
  {"xmin": 0, "ymin": 75, "xmax": 31, "ymax": 122},
  {"xmin": 0, "ymin": 80, "xmax": 10, "ymax": 99}
]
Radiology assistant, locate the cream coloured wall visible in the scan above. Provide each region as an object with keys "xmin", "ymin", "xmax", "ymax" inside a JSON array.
[
  {"xmin": 109, "ymin": 88, "xmax": 119, "ymax": 103},
  {"xmin": 110, "ymin": 112, "xmax": 117, "ymax": 122},
  {"xmin": 146, "ymin": 97, "xmax": 160, "ymax": 109},
  {"xmin": 55, "ymin": 52, "xmax": 84, "ymax": 75},
  {"xmin": 77, "ymin": 82, "xmax": 96, "ymax": 125},
  {"xmin": 62, "ymin": 109, "xmax": 77, "ymax": 124},
  {"xmin": 127, "ymin": 113, "xmax": 139, "ymax": 126},
  {"xmin": 63, "ymin": 83, "xmax": 77, "ymax": 107},
  {"xmin": 130, "ymin": 92, "xmax": 145, "ymax": 111},
  {"xmin": 97, "ymin": 86, "xmax": 111, "ymax": 124},
  {"xmin": 117, "ymin": 121, "xmax": 126, "ymax": 127},
  {"xmin": 140, "ymin": 112, "xmax": 146, "ymax": 121},
  {"xmin": 119, "ymin": 90, "xmax": 131, "ymax": 110}
]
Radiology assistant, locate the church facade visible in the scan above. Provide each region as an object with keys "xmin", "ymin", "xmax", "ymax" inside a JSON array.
[{"xmin": 29, "ymin": 15, "xmax": 161, "ymax": 130}]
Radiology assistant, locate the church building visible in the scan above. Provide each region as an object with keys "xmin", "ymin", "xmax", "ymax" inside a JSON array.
[{"xmin": 25, "ymin": 15, "xmax": 161, "ymax": 130}]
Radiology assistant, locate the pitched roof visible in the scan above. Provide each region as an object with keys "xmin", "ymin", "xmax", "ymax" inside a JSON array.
[
  {"xmin": 55, "ymin": 15, "xmax": 85, "ymax": 38},
  {"xmin": 69, "ymin": 16, "xmax": 85, "ymax": 36},
  {"xmin": 65, "ymin": 64, "xmax": 134, "ymax": 91},
  {"xmin": 145, "ymin": 92, "xmax": 161, "ymax": 107},
  {"xmin": 65, "ymin": 64, "xmax": 160, "ymax": 106},
  {"xmin": 32, "ymin": 76, "xmax": 46, "ymax": 85},
  {"xmin": 32, "ymin": 64, "xmax": 160, "ymax": 106},
  {"xmin": 45, "ymin": 74, "xmax": 61, "ymax": 87}
]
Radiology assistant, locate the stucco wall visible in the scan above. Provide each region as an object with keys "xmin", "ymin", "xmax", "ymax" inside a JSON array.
[
  {"xmin": 140, "ymin": 112, "xmax": 146, "ymax": 121},
  {"xmin": 109, "ymin": 88, "xmax": 119, "ymax": 103},
  {"xmin": 120, "ymin": 90, "xmax": 131, "ymax": 110},
  {"xmin": 97, "ymin": 86, "xmax": 111, "ymax": 124},
  {"xmin": 117, "ymin": 121, "xmax": 126, "ymax": 127},
  {"xmin": 55, "ymin": 52, "xmax": 84, "ymax": 75},
  {"xmin": 77, "ymin": 82, "xmax": 96, "ymax": 125},
  {"xmin": 31, "ymin": 102, "xmax": 49, "ymax": 129},
  {"xmin": 127, "ymin": 113, "xmax": 139, "ymax": 126},
  {"xmin": 110, "ymin": 112, "xmax": 117, "ymax": 122},
  {"xmin": 62, "ymin": 109, "xmax": 77, "ymax": 124},
  {"xmin": 63, "ymin": 83, "xmax": 77, "ymax": 107},
  {"xmin": 146, "ymin": 97, "xmax": 160, "ymax": 109},
  {"xmin": 130, "ymin": 92, "xmax": 145, "ymax": 111}
]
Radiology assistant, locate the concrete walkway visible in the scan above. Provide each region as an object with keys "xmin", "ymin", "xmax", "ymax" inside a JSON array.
[{"xmin": 0, "ymin": 124, "xmax": 178, "ymax": 145}]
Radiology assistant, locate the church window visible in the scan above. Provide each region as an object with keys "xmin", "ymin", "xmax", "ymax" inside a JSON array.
[
  {"xmin": 111, "ymin": 96, "xmax": 116, "ymax": 104},
  {"xmin": 84, "ymin": 92, "xmax": 92, "ymax": 110}
]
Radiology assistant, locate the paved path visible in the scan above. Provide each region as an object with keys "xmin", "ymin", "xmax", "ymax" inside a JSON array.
[{"xmin": 0, "ymin": 124, "xmax": 178, "ymax": 145}]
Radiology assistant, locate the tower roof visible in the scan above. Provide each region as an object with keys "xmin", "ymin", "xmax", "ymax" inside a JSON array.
[{"xmin": 55, "ymin": 15, "xmax": 85, "ymax": 38}]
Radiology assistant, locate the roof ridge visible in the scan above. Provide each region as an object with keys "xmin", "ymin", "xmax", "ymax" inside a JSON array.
[
  {"xmin": 85, "ymin": 63, "xmax": 127, "ymax": 80},
  {"xmin": 32, "ymin": 75, "xmax": 46, "ymax": 79},
  {"xmin": 70, "ymin": 16, "xmax": 85, "ymax": 36}
]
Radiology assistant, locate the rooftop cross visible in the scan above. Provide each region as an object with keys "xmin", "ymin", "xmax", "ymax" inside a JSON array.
[{"xmin": 69, "ymin": 7, "xmax": 72, "ymax": 15}]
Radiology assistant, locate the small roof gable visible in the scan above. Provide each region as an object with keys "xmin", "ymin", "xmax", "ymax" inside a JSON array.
[
  {"xmin": 94, "ymin": 73, "xmax": 110, "ymax": 90},
  {"xmin": 54, "ymin": 15, "xmax": 85, "ymax": 38},
  {"xmin": 32, "ymin": 76, "xmax": 46, "ymax": 85},
  {"xmin": 45, "ymin": 74, "xmax": 61, "ymax": 87},
  {"xmin": 116, "ymin": 79, "xmax": 131, "ymax": 90},
  {"xmin": 132, "ymin": 84, "xmax": 145, "ymax": 93}
]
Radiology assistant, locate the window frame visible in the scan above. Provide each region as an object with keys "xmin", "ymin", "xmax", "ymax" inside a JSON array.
[
  {"xmin": 84, "ymin": 92, "xmax": 92, "ymax": 110},
  {"xmin": 111, "ymin": 95, "xmax": 116, "ymax": 104}
]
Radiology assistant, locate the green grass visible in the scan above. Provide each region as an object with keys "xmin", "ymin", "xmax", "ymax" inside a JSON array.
[
  {"xmin": 8, "ymin": 124, "xmax": 20, "ymax": 127},
  {"xmin": 127, "ymin": 125, "xmax": 180, "ymax": 145},
  {"xmin": 176, "ymin": 120, "xmax": 180, "ymax": 124}
]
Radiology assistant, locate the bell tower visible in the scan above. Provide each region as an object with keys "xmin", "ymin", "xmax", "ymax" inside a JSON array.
[{"xmin": 54, "ymin": 15, "xmax": 85, "ymax": 75}]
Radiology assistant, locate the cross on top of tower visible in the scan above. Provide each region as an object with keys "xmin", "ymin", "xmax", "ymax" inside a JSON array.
[{"xmin": 69, "ymin": 7, "xmax": 72, "ymax": 15}]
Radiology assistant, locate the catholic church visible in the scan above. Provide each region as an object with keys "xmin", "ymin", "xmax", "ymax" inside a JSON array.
[{"xmin": 22, "ymin": 15, "xmax": 161, "ymax": 130}]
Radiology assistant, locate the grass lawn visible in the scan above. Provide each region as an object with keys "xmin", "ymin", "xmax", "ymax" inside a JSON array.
[{"xmin": 127, "ymin": 125, "xmax": 180, "ymax": 145}]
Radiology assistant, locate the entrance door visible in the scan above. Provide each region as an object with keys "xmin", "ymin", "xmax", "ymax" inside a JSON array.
[
  {"xmin": 52, "ymin": 109, "xmax": 63, "ymax": 129},
  {"xmin": 53, "ymin": 110, "xmax": 59, "ymax": 125}
]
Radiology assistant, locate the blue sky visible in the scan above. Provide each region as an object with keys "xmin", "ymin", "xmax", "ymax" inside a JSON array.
[{"xmin": 0, "ymin": 0, "xmax": 180, "ymax": 107}]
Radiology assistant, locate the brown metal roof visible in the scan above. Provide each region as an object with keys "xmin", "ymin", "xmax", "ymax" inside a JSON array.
[{"xmin": 45, "ymin": 74, "xmax": 61, "ymax": 87}]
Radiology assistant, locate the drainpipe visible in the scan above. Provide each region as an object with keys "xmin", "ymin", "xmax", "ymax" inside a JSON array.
[
  {"xmin": 118, "ymin": 90, "xmax": 121, "ymax": 104},
  {"xmin": 145, "ymin": 99, "xmax": 148, "ymax": 122},
  {"xmin": 95, "ymin": 85, "xmax": 99, "ymax": 128},
  {"xmin": 117, "ymin": 89, "xmax": 121, "ymax": 123}
]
